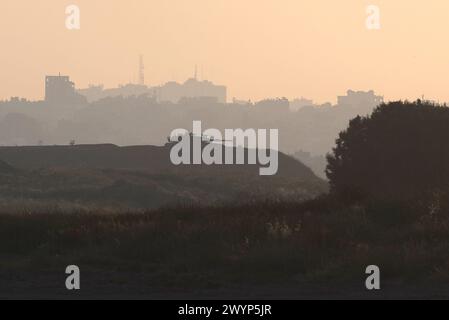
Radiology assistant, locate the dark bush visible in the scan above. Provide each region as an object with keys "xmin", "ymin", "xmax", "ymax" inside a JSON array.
[{"xmin": 327, "ymin": 100, "xmax": 449, "ymax": 206}]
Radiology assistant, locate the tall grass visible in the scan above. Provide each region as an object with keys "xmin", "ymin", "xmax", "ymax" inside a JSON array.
[{"xmin": 1, "ymin": 197, "xmax": 449, "ymax": 287}]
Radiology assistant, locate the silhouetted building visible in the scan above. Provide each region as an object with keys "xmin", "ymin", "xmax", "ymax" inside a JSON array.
[
  {"xmin": 337, "ymin": 90, "xmax": 383, "ymax": 108},
  {"xmin": 290, "ymin": 97, "xmax": 315, "ymax": 111},
  {"xmin": 78, "ymin": 84, "xmax": 152, "ymax": 103},
  {"xmin": 77, "ymin": 84, "xmax": 105, "ymax": 102},
  {"xmin": 155, "ymin": 78, "xmax": 227, "ymax": 104},
  {"xmin": 178, "ymin": 96, "xmax": 220, "ymax": 106},
  {"xmin": 255, "ymin": 98, "xmax": 290, "ymax": 111},
  {"xmin": 232, "ymin": 98, "xmax": 251, "ymax": 106},
  {"xmin": 78, "ymin": 78, "xmax": 226, "ymax": 104},
  {"xmin": 45, "ymin": 74, "xmax": 86, "ymax": 105}
]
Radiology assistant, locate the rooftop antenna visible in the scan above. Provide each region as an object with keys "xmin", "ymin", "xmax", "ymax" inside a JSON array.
[
  {"xmin": 194, "ymin": 65, "xmax": 198, "ymax": 80},
  {"xmin": 139, "ymin": 55, "xmax": 145, "ymax": 85}
]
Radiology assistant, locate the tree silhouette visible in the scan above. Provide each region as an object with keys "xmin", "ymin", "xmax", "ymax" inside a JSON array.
[{"xmin": 326, "ymin": 100, "xmax": 449, "ymax": 202}]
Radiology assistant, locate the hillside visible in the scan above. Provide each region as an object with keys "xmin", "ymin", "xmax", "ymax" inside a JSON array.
[{"xmin": 0, "ymin": 144, "xmax": 327, "ymax": 209}]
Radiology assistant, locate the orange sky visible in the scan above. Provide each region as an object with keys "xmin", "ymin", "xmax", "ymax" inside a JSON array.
[{"xmin": 0, "ymin": 0, "xmax": 448, "ymax": 103}]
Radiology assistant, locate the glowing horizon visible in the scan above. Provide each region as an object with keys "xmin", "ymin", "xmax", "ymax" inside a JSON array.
[{"xmin": 1, "ymin": 0, "xmax": 449, "ymax": 104}]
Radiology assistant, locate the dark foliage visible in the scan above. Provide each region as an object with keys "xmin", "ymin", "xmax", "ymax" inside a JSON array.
[{"xmin": 327, "ymin": 100, "xmax": 449, "ymax": 204}]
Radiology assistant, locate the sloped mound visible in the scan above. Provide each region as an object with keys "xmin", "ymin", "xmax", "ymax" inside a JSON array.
[
  {"xmin": 0, "ymin": 144, "xmax": 321, "ymax": 181},
  {"xmin": 0, "ymin": 145, "xmax": 328, "ymax": 207}
]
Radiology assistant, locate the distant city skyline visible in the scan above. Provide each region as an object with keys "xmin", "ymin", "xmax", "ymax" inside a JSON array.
[
  {"xmin": 15, "ymin": 73, "xmax": 385, "ymax": 108},
  {"xmin": 2, "ymin": 1, "xmax": 449, "ymax": 103},
  {"xmin": 0, "ymin": 66, "xmax": 440, "ymax": 106}
]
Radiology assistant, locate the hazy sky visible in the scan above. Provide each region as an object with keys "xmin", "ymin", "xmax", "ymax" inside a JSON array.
[{"xmin": 1, "ymin": 0, "xmax": 449, "ymax": 103}]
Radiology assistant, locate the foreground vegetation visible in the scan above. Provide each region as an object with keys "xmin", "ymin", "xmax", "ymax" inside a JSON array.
[{"xmin": 1, "ymin": 196, "xmax": 449, "ymax": 298}]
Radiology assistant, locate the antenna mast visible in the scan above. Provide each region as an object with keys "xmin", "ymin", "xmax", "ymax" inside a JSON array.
[{"xmin": 139, "ymin": 55, "xmax": 145, "ymax": 85}]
